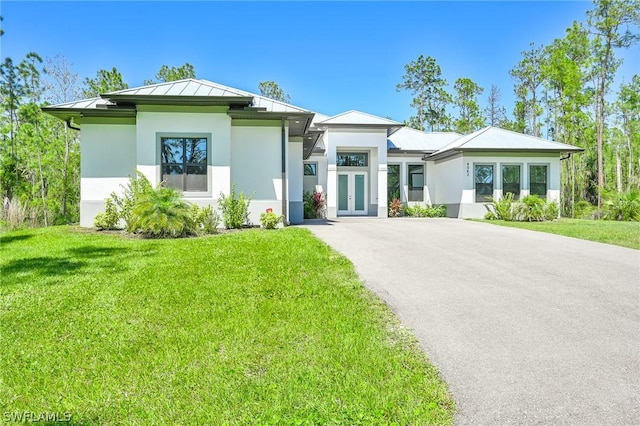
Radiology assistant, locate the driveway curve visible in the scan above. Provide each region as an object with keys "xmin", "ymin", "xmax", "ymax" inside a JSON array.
[{"xmin": 303, "ymin": 218, "xmax": 640, "ymax": 426}]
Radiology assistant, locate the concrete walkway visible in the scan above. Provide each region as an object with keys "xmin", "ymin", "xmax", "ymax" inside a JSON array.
[{"xmin": 302, "ymin": 218, "xmax": 640, "ymax": 425}]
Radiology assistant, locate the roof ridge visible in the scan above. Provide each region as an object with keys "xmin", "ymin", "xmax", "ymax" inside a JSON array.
[{"xmin": 105, "ymin": 78, "xmax": 198, "ymax": 96}]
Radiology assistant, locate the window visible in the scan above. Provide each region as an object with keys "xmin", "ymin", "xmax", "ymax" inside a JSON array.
[
  {"xmin": 475, "ymin": 164, "xmax": 494, "ymax": 202},
  {"xmin": 502, "ymin": 165, "xmax": 521, "ymax": 199},
  {"xmin": 408, "ymin": 164, "xmax": 424, "ymax": 202},
  {"xmin": 388, "ymin": 164, "xmax": 400, "ymax": 202},
  {"xmin": 336, "ymin": 152, "xmax": 368, "ymax": 167},
  {"xmin": 304, "ymin": 163, "xmax": 317, "ymax": 176},
  {"xmin": 161, "ymin": 137, "xmax": 208, "ymax": 192},
  {"xmin": 530, "ymin": 165, "xmax": 548, "ymax": 198}
]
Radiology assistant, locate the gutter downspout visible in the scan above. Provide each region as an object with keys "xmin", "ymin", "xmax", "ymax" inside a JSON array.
[
  {"xmin": 560, "ymin": 152, "xmax": 571, "ymax": 161},
  {"xmin": 281, "ymin": 118, "xmax": 288, "ymax": 225},
  {"xmin": 66, "ymin": 119, "xmax": 81, "ymax": 131}
]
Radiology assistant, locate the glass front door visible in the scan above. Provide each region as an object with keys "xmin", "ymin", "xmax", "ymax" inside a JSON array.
[{"xmin": 337, "ymin": 172, "xmax": 367, "ymax": 215}]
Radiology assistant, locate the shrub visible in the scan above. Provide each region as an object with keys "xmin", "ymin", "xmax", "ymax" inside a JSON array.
[
  {"xmin": 219, "ymin": 185, "xmax": 251, "ymax": 229},
  {"xmin": 1, "ymin": 197, "xmax": 28, "ymax": 230},
  {"xmin": 259, "ymin": 210, "xmax": 283, "ymax": 229},
  {"xmin": 405, "ymin": 204, "xmax": 446, "ymax": 218},
  {"xmin": 94, "ymin": 198, "xmax": 121, "ymax": 230},
  {"xmin": 604, "ymin": 190, "xmax": 640, "ymax": 221},
  {"xmin": 388, "ymin": 198, "xmax": 403, "ymax": 217},
  {"xmin": 130, "ymin": 186, "xmax": 196, "ymax": 238},
  {"xmin": 517, "ymin": 195, "xmax": 546, "ymax": 222},
  {"xmin": 543, "ymin": 201, "xmax": 559, "ymax": 221},
  {"xmin": 486, "ymin": 193, "xmax": 516, "ymax": 221},
  {"xmin": 111, "ymin": 171, "xmax": 153, "ymax": 232},
  {"xmin": 574, "ymin": 200, "xmax": 596, "ymax": 219},
  {"xmin": 303, "ymin": 190, "xmax": 326, "ymax": 219},
  {"xmin": 198, "ymin": 205, "xmax": 221, "ymax": 234}
]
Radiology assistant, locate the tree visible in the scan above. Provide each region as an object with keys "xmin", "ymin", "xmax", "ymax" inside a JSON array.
[
  {"xmin": 453, "ymin": 77, "xmax": 484, "ymax": 134},
  {"xmin": 82, "ymin": 67, "xmax": 128, "ymax": 97},
  {"xmin": 484, "ymin": 85, "xmax": 507, "ymax": 127},
  {"xmin": 510, "ymin": 43, "xmax": 546, "ymax": 136},
  {"xmin": 0, "ymin": 57, "xmax": 24, "ymax": 158},
  {"xmin": 144, "ymin": 63, "xmax": 196, "ymax": 85},
  {"xmin": 43, "ymin": 55, "xmax": 81, "ymax": 220},
  {"xmin": 397, "ymin": 55, "xmax": 452, "ymax": 131},
  {"xmin": 258, "ymin": 80, "xmax": 291, "ymax": 103},
  {"xmin": 587, "ymin": 0, "xmax": 640, "ymax": 213},
  {"xmin": 616, "ymin": 75, "xmax": 640, "ymax": 190}
]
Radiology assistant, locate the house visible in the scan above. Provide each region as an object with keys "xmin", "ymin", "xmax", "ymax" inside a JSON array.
[{"xmin": 43, "ymin": 79, "xmax": 583, "ymax": 226}]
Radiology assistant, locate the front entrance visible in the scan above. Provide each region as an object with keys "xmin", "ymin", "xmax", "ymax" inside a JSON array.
[{"xmin": 337, "ymin": 171, "xmax": 367, "ymax": 215}]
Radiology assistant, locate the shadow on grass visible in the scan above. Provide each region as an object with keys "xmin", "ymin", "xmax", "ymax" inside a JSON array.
[
  {"xmin": 2, "ymin": 245, "xmax": 151, "ymax": 283},
  {"xmin": 0, "ymin": 233, "xmax": 34, "ymax": 245}
]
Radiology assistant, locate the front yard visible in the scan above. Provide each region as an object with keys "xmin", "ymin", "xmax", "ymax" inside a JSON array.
[
  {"xmin": 0, "ymin": 227, "xmax": 453, "ymax": 425},
  {"xmin": 480, "ymin": 218, "xmax": 640, "ymax": 249}
]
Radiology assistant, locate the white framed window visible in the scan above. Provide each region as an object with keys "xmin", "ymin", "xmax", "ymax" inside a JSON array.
[
  {"xmin": 502, "ymin": 164, "xmax": 521, "ymax": 199},
  {"xmin": 336, "ymin": 152, "xmax": 368, "ymax": 167},
  {"xmin": 529, "ymin": 164, "xmax": 548, "ymax": 198},
  {"xmin": 304, "ymin": 163, "xmax": 317, "ymax": 176},
  {"xmin": 408, "ymin": 164, "xmax": 424, "ymax": 202}
]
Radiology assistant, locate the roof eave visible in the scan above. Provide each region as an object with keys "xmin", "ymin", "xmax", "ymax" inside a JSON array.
[
  {"xmin": 103, "ymin": 94, "xmax": 254, "ymax": 107},
  {"xmin": 42, "ymin": 107, "xmax": 136, "ymax": 120}
]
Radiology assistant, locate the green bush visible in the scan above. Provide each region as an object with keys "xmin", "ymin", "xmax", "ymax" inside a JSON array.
[
  {"xmin": 604, "ymin": 190, "xmax": 640, "ymax": 221},
  {"xmin": 259, "ymin": 210, "xmax": 283, "ymax": 229},
  {"xmin": 388, "ymin": 198, "xmax": 403, "ymax": 217},
  {"xmin": 188, "ymin": 204, "xmax": 221, "ymax": 235},
  {"xmin": 130, "ymin": 186, "xmax": 196, "ymax": 238},
  {"xmin": 574, "ymin": 200, "xmax": 596, "ymax": 219},
  {"xmin": 517, "ymin": 195, "xmax": 546, "ymax": 222},
  {"xmin": 94, "ymin": 198, "xmax": 121, "ymax": 230},
  {"xmin": 219, "ymin": 185, "xmax": 251, "ymax": 229},
  {"xmin": 486, "ymin": 192, "xmax": 516, "ymax": 221},
  {"xmin": 404, "ymin": 204, "xmax": 446, "ymax": 218},
  {"xmin": 109, "ymin": 171, "xmax": 153, "ymax": 232},
  {"xmin": 543, "ymin": 201, "xmax": 559, "ymax": 221}
]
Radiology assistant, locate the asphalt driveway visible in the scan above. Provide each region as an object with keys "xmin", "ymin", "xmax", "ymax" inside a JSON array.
[{"xmin": 303, "ymin": 218, "xmax": 640, "ymax": 425}]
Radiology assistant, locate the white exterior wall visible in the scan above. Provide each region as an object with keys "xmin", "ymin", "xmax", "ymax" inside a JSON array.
[
  {"xmin": 288, "ymin": 136, "xmax": 303, "ymax": 224},
  {"xmin": 231, "ymin": 124, "xmax": 283, "ymax": 225},
  {"xmin": 433, "ymin": 152, "xmax": 561, "ymax": 218},
  {"xmin": 136, "ymin": 108, "xmax": 232, "ymax": 200},
  {"xmin": 325, "ymin": 128, "xmax": 388, "ymax": 218},
  {"xmin": 80, "ymin": 123, "xmax": 136, "ymax": 227}
]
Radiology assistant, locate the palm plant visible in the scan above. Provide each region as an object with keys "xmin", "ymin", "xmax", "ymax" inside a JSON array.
[{"xmin": 131, "ymin": 186, "xmax": 196, "ymax": 238}]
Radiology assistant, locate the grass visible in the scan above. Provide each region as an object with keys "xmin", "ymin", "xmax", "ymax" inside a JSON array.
[
  {"xmin": 0, "ymin": 226, "xmax": 454, "ymax": 425},
  {"xmin": 479, "ymin": 218, "xmax": 640, "ymax": 249}
]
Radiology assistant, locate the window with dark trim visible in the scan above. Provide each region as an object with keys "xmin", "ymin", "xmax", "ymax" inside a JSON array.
[
  {"xmin": 502, "ymin": 164, "xmax": 521, "ymax": 199},
  {"xmin": 388, "ymin": 164, "xmax": 401, "ymax": 202},
  {"xmin": 475, "ymin": 164, "xmax": 494, "ymax": 202},
  {"xmin": 529, "ymin": 165, "xmax": 548, "ymax": 198},
  {"xmin": 161, "ymin": 137, "xmax": 208, "ymax": 192},
  {"xmin": 336, "ymin": 152, "xmax": 368, "ymax": 167},
  {"xmin": 304, "ymin": 163, "xmax": 317, "ymax": 176},
  {"xmin": 408, "ymin": 164, "xmax": 424, "ymax": 202}
]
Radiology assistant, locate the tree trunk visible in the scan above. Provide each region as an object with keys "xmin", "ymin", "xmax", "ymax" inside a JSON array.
[
  {"xmin": 61, "ymin": 126, "xmax": 70, "ymax": 219},
  {"xmin": 616, "ymin": 149, "xmax": 622, "ymax": 193}
]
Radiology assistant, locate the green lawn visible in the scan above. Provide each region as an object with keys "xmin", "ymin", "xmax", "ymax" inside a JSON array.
[
  {"xmin": 0, "ymin": 226, "xmax": 453, "ymax": 425},
  {"xmin": 480, "ymin": 218, "xmax": 640, "ymax": 249}
]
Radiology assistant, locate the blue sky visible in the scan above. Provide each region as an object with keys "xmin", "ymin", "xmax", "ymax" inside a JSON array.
[{"xmin": 2, "ymin": 1, "xmax": 638, "ymax": 122}]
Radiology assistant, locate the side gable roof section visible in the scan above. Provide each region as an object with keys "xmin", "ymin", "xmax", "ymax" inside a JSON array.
[
  {"xmin": 428, "ymin": 126, "xmax": 584, "ymax": 160},
  {"xmin": 388, "ymin": 127, "xmax": 461, "ymax": 153}
]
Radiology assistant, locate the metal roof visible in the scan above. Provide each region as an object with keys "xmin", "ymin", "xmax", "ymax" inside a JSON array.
[
  {"xmin": 388, "ymin": 127, "xmax": 461, "ymax": 152},
  {"xmin": 104, "ymin": 79, "xmax": 311, "ymax": 113},
  {"xmin": 317, "ymin": 110, "xmax": 402, "ymax": 126},
  {"xmin": 429, "ymin": 127, "xmax": 584, "ymax": 159}
]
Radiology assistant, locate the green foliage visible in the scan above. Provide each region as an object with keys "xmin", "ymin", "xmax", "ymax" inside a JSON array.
[
  {"xmin": 219, "ymin": 185, "xmax": 251, "ymax": 229},
  {"xmin": 0, "ymin": 197, "xmax": 34, "ymax": 230},
  {"xmin": 604, "ymin": 190, "xmax": 640, "ymax": 221},
  {"xmin": 93, "ymin": 198, "xmax": 120, "ymax": 230},
  {"xmin": 258, "ymin": 80, "xmax": 291, "ymax": 103},
  {"xmin": 189, "ymin": 204, "xmax": 220, "ymax": 234},
  {"xmin": 453, "ymin": 77, "xmax": 485, "ymax": 134},
  {"xmin": 388, "ymin": 198, "xmax": 403, "ymax": 217},
  {"xmin": 144, "ymin": 63, "xmax": 196, "ymax": 85},
  {"xmin": 486, "ymin": 192, "xmax": 516, "ymax": 221},
  {"xmin": 574, "ymin": 200, "xmax": 597, "ymax": 219},
  {"xmin": 404, "ymin": 204, "xmax": 446, "ymax": 217},
  {"xmin": 543, "ymin": 201, "xmax": 560, "ymax": 221},
  {"xmin": 110, "ymin": 172, "xmax": 153, "ymax": 232},
  {"xmin": 130, "ymin": 186, "xmax": 196, "ymax": 238},
  {"xmin": 397, "ymin": 55, "xmax": 452, "ymax": 131},
  {"xmin": 260, "ymin": 210, "xmax": 283, "ymax": 229},
  {"xmin": 517, "ymin": 195, "xmax": 547, "ymax": 221},
  {"xmin": 82, "ymin": 67, "xmax": 128, "ymax": 97},
  {"xmin": 303, "ymin": 190, "xmax": 326, "ymax": 219}
]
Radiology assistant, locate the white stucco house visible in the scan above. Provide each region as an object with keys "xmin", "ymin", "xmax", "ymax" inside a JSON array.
[{"xmin": 43, "ymin": 79, "xmax": 583, "ymax": 226}]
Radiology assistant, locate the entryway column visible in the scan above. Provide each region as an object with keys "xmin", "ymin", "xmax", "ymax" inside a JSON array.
[
  {"xmin": 378, "ymin": 163, "xmax": 388, "ymax": 217},
  {"xmin": 327, "ymin": 164, "xmax": 337, "ymax": 218}
]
